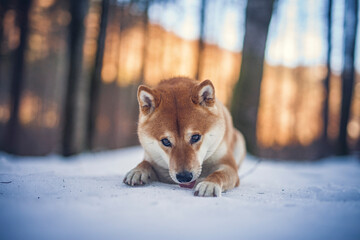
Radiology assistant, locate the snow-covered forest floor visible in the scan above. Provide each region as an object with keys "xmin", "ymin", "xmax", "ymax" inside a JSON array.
[{"xmin": 0, "ymin": 146, "xmax": 359, "ymax": 240}]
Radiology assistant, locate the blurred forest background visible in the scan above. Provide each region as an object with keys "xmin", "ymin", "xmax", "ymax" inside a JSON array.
[{"xmin": 0, "ymin": 0, "xmax": 359, "ymax": 160}]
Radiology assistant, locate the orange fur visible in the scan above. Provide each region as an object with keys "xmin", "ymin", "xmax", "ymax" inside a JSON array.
[{"xmin": 124, "ymin": 77, "xmax": 246, "ymax": 197}]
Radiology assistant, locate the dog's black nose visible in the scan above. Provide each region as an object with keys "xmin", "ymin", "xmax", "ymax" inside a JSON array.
[{"xmin": 176, "ymin": 171, "xmax": 193, "ymax": 183}]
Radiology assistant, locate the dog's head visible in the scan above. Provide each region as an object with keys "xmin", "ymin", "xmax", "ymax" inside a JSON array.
[{"xmin": 137, "ymin": 78, "xmax": 225, "ymax": 185}]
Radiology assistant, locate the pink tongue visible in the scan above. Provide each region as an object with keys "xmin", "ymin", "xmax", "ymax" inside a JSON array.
[{"xmin": 179, "ymin": 181, "xmax": 196, "ymax": 189}]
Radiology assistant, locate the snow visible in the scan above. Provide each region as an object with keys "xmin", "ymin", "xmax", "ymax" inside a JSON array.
[{"xmin": 0, "ymin": 146, "xmax": 360, "ymax": 240}]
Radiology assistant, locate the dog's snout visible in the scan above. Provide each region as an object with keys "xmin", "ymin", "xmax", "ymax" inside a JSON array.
[{"xmin": 176, "ymin": 171, "xmax": 193, "ymax": 183}]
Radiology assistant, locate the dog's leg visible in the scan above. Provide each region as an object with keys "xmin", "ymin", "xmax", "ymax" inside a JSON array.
[
  {"xmin": 123, "ymin": 160, "xmax": 158, "ymax": 186},
  {"xmin": 194, "ymin": 163, "xmax": 239, "ymax": 197}
]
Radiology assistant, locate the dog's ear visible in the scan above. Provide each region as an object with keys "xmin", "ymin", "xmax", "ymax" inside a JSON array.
[
  {"xmin": 191, "ymin": 79, "xmax": 215, "ymax": 107},
  {"xmin": 137, "ymin": 85, "xmax": 161, "ymax": 115}
]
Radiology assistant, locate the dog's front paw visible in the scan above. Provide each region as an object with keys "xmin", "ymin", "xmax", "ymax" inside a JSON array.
[
  {"xmin": 123, "ymin": 168, "xmax": 152, "ymax": 186},
  {"xmin": 194, "ymin": 181, "xmax": 221, "ymax": 197}
]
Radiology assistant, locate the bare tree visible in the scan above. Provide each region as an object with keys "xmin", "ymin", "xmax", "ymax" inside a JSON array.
[
  {"xmin": 138, "ymin": 0, "xmax": 150, "ymax": 83},
  {"xmin": 0, "ymin": 0, "xmax": 9, "ymax": 45},
  {"xmin": 231, "ymin": 0, "xmax": 275, "ymax": 154},
  {"xmin": 86, "ymin": 0, "xmax": 110, "ymax": 150},
  {"xmin": 4, "ymin": 0, "xmax": 31, "ymax": 153},
  {"xmin": 322, "ymin": 0, "xmax": 332, "ymax": 151},
  {"xmin": 195, "ymin": 0, "xmax": 206, "ymax": 81},
  {"xmin": 338, "ymin": 0, "xmax": 358, "ymax": 155},
  {"xmin": 62, "ymin": 0, "xmax": 89, "ymax": 156}
]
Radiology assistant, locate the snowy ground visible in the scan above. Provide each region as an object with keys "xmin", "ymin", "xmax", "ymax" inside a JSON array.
[{"xmin": 0, "ymin": 146, "xmax": 359, "ymax": 240}]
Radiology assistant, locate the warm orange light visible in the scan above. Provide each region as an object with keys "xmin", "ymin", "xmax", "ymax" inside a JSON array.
[
  {"xmin": 348, "ymin": 76, "xmax": 360, "ymax": 143},
  {"xmin": 0, "ymin": 104, "xmax": 10, "ymax": 123},
  {"xmin": 36, "ymin": 0, "xmax": 55, "ymax": 9},
  {"xmin": 19, "ymin": 92, "xmax": 40, "ymax": 125},
  {"xmin": 347, "ymin": 120, "xmax": 360, "ymax": 140},
  {"xmin": 257, "ymin": 65, "xmax": 326, "ymax": 148},
  {"xmin": 102, "ymin": 63, "xmax": 117, "ymax": 83},
  {"xmin": 3, "ymin": 10, "xmax": 20, "ymax": 51},
  {"xmin": 328, "ymin": 75, "xmax": 342, "ymax": 140},
  {"xmin": 43, "ymin": 110, "xmax": 58, "ymax": 128}
]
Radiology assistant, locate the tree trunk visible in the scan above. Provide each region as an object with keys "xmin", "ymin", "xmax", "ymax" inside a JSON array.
[
  {"xmin": 3, "ymin": 0, "xmax": 31, "ymax": 154},
  {"xmin": 322, "ymin": 0, "xmax": 332, "ymax": 152},
  {"xmin": 195, "ymin": 0, "xmax": 206, "ymax": 81},
  {"xmin": 139, "ymin": 0, "xmax": 149, "ymax": 83},
  {"xmin": 338, "ymin": 0, "xmax": 358, "ymax": 155},
  {"xmin": 86, "ymin": 0, "xmax": 110, "ymax": 150},
  {"xmin": 62, "ymin": 0, "xmax": 89, "ymax": 156},
  {"xmin": 230, "ymin": 0, "xmax": 275, "ymax": 154},
  {"xmin": 0, "ymin": 0, "xmax": 9, "ymax": 46}
]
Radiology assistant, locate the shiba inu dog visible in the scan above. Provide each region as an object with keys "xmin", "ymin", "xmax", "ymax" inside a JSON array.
[{"xmin": 123, "ymin": 77, "xmax": 246, "ymax": 197}]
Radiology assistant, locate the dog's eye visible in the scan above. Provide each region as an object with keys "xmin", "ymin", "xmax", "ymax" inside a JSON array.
[
  {"xmin": 190, "ymin": 134, "xmax": 201, "ymax": 144},
  {"xmin": 161, "ymin": 138, "xmax": 172, "ymax": 147}
]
